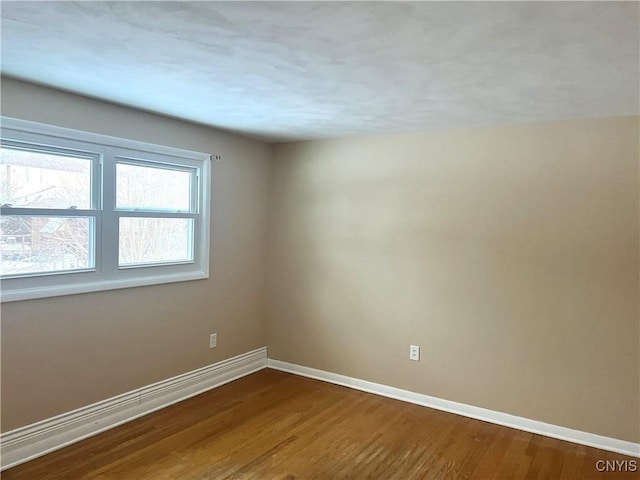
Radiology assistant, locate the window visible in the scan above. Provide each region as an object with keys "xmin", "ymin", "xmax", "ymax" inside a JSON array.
[{"xmin": 0, "ymin": 117, "xmax": 211, "ymax": 302}]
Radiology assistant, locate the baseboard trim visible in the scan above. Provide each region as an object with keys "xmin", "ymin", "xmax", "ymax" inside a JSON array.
[
  {"xmin": 267, "ymin": 358, "xmax": 640, "ymax": 458},
  {"xmin": 0, "ymin": 347, "xmax": 268, "ymax": 471}
]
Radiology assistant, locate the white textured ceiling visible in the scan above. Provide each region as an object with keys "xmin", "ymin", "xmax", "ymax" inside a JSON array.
[{"xmin": 1, "ymin": 1, "xmax": 639, "ymax": 142}]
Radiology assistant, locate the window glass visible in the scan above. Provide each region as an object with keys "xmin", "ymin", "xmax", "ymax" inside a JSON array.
[
  {"xmin": 119, "ymin": 217, "xmax": 194, "ymax": 266},
  {"xmin": 0, "ymin": 215, "xmax": 93, "ymax": 276},
  {"xmin": 0, "ymin": 146, "xmax": 92, "ymax": 209},
  {"xmin": 116, "ymin": 162, "xmax": 192, "ymax": 212}
]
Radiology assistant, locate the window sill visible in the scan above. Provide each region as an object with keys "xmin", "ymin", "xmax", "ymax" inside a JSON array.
[{"xmin": 0, "ymin": 270, "xmax": 208, "ymax": 302}]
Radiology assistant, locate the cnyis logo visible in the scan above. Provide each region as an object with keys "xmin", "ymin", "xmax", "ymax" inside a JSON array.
[{"xmin": 595, "ymin": 460, "xmax": 637, "ymax": 472}]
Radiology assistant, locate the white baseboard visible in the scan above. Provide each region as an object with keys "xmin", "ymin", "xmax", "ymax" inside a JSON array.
[
  {"xmin": 0, "ymin": 347, "xmax": 268, "ymax": 471},
  {"xmin": 267, "ymin": 358, "xmax": 640, "ymax": 459},
  {"xmin": 3, "ymin": 349, "xmax": 636, "ymax": 472}
]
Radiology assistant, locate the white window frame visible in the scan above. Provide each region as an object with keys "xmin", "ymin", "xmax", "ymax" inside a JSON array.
[{"xmin": 0, "ymin": 117, "xmax": 211, "ymax": 302}]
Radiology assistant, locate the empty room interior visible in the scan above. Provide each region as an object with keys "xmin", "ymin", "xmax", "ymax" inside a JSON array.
[{"xmin": 0, "ymin": 1, "xmax": 639, "ymax": 479}]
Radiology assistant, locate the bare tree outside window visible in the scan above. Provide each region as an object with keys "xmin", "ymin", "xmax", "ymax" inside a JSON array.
[
  {"xmin": 0, "ymin": 147, "xmax": 92, "ymax": 275},
  {"xmin": 119, "ymin": 217, "xmax": 193, "ymax": 265},
  {"xmin": 116, "ymin": 162, "xmax": 194, "ymax": 265}
]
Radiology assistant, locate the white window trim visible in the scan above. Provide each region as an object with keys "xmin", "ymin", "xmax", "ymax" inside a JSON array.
[{"xmin": 0, "ymin": 117, "xmax": 211, "ymax": 302}]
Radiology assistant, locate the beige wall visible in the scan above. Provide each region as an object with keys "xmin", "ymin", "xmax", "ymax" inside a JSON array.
[
  {"xmin": 2, "ymin": 77, "xmax": 638, "ymax": 445},
  {"xmin": 268, "ymin": 117, "xmax": 640, "ymax": 443},
  {"xmin": 0, "ymin": 78, "xmax": 271, "ymax": 431}
]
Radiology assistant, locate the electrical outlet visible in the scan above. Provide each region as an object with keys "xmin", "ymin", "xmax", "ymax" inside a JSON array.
[
  {"xmin": 410, "ymin": 345, "xmax": 420, "ymax": 361},
  {"xmin": 209, "ymin": 333, "xmax": 217, "ymax": 349}
]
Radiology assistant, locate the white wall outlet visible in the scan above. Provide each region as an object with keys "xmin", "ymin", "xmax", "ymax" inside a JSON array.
[
  {"xmin": 410, "ymin": 344, "xmax": 420, "ymax": 361},
  {"xmin": 209, "ymin": 333, "xmax": 217, "ymax": 349}
]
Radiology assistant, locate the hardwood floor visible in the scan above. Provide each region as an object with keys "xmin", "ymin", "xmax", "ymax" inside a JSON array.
[{"xmin": 3, "ymin": 369, "xmax": 638, "ymax": 479}]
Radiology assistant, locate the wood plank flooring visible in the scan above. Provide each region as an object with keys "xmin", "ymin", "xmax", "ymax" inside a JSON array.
[{"xmin": 3, "ymin": 369, "xmax": 638, "ymax": 479}]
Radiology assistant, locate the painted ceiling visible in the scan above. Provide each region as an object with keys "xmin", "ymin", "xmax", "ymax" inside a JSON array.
[{"xmin": 1, "ymin": 1, "xmax": 638, "ymax": 142}]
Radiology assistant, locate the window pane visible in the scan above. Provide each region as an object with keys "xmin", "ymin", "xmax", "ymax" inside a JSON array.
[
  {"xmin": 119, "ymin": 217, "xmax": 193, "ymax": 266},
  {"xmin": 0, "ymin": 215, "xmax": 93, "ymax": 276},
  {"xmin": 0, "ymin": 146, "xmax": 92, "ymax": 209},
  {"xmin": 116, "ymin": 163, "xmax": 192, "ymax": 212}
]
